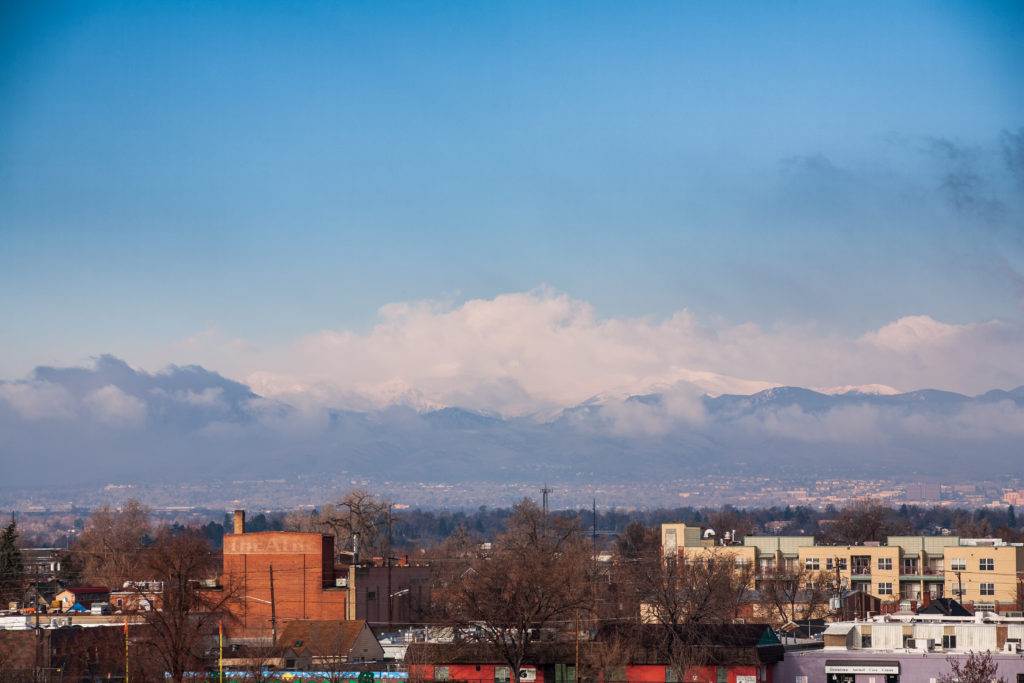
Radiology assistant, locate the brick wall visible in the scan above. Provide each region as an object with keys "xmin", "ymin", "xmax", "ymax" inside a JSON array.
[{"xmin": 222, "ymin": 532, "xmax": 348, "ymax": 636}]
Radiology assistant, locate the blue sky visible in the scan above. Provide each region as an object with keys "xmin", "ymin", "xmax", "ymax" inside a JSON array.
[{"xmin": 1, "ymin": 1, "xmax": 1022, "ymax": 400}]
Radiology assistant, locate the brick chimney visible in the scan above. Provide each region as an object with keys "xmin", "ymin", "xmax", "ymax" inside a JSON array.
[{"xmin": 233, "ymin": 509, "xmax": 245, "ymax": 535}]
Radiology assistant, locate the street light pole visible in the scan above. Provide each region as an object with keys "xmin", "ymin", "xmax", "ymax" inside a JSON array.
[
  {"xmin": 388, "ymin": 588, "xmax": 409, "ymax": 632},
  {"xmin": 269, "ymin": 565, "xmax": 277, "ymax": 645}
]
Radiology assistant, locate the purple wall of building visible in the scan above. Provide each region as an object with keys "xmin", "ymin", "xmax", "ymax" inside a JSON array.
[
  {"xmin": 774, "ymin": 650, "xmax": 1024, "ymax": 682},
  {"xmin": 354, "ymin": 565, "xmax": 431, "ymax": 625}
]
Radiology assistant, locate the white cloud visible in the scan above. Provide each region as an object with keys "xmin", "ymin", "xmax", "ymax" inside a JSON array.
[
  {"xmin": 83, "ymin": 385, "xmax": 146, "ymax": 426},
  {"xmin": 152, "ymin": 289, "xmax": 1024, "ymax": 417},
  {"xmin": 0, "ymin": 381, "xmax": 77, "ymax": 420}
]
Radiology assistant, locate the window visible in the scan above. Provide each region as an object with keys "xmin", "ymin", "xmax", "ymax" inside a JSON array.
[
  {"xmin": 665, "ymin": 668, "xmax": 678, "ymax": 683},
  {"xmin": 878, "ymin": 557, "xmax": 892, "ymax": 571},
  {"xmin": 903, "ymin": 634, "xmax": 913, "ymax": 648},
  {"xmin": 805, "ymin": 558, "xmax": 819, "ymax": 570},
  {"xmin": 606, "ymin": 667, "xmax": 626, "ymax": 682},
  {"xmin": 434, "ymin": 668, "xmax": 450, "ymax": 681},
  {"xmin": 826, "ymin": 557, "xmax": 847, "ymax": 570},
  {"xmin": 495, "ymin": 667, "xmax": 511, "ymax": 683},
  {"xmin": 878, "ymin": 582, "xmax": 893, "ymax": 595},
  {"xmin": 861, "ymin": 633, "xmax": 872, "ymax": 648},
  {"xmin": 942, "ymin": 635, "xmax": 956, "ymax": 649},
  {"xmin": 979, "ymin": 558, "xmax": 994, "ymax": 571},
  {"xmin": 950, "ymin": 558, "xmax": 966, "ymax": 571},
  {"xmin": 980, "ymin": 583, "xmax": 995, "ymax": 596}
]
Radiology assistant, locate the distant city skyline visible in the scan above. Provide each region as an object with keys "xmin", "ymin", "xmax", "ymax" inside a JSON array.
[{"xmin": 1, "ymin": 2, "xmax": 1022, "ymax": 472}]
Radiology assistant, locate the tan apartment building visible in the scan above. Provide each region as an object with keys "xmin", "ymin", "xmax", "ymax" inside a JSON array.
[{"xmin": 661, "ymin": 523, "xmax": 1024, "ymax": 613}]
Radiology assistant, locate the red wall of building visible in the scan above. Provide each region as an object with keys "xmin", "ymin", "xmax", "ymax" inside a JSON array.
[
  {"xmin": 222, "ymin": 532, "xmax": 348, "ymax": 635},
  {"xmin": 410, "ymin": 662, "xmax": 765, "ymax": 683}
]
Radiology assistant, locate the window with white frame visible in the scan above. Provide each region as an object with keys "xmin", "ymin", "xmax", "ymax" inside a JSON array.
[
  {"xmin": 877, "ymin": 582, "xmax": 893, "ymax": 595},
  {"xmin": 950, "ymin": 558, "xmax": 966, "ymax": 571},
  {"xmin": 805, "ymin": 558, "xmax": 819, "ymax": 570},
  {"xmin": 942, "ymin": 635, "xmax": 956, "ymax": 649},
  {"xmin": 980, "ymin": 583, "xmax": 995, "ymax": 596},
  {"xmin": 434, "ymin": 667, "xmax": 450, "ymax": 681},
  {"xmin": 878, "ymin": 557, "xmax": 893, "ymax": 571},
  {"xmin": 979, "ymin": 558, "xmax": 994, "ymax": 571}
]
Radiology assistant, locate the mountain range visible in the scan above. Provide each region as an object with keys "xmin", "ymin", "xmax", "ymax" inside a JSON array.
[{"xmin": 1, "ymin": 356, "xmax": 1021, "ymax": 488}]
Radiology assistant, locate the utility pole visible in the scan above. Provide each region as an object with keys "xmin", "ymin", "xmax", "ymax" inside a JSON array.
[
  {"xmin": 541, "ymin": 485, "xmax": 552, "ymax": 537},
  {"xmin": 387, "ymin": 503, "xmax": 393, "ymax": 631},
  {"xmin": 51, "ymin": 558, "xmax": 60, "ymax": 615},
  {"xmin": 574, "ymin": 612, "xmax": 580, "ymax": 683},
  {"xmin": 834, "ymin": 558, "xmax": 844, "ymax": 621},
  {"xmin": 955, "ymin": 570, "xmax": 964, "ymax": 604},
  {"xmin": 269, "ymin": 564, "xmax": 277, "ymax": 645}
]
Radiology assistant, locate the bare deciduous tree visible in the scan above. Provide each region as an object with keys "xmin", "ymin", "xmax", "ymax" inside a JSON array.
[
  {"xmin": 73, "ymin": 499, "xmax": 151, "ymax": 588},
  {"xmin": 131, "ymin": 528, "xmax": 236, "ymax": 683},
  {"xmin": 432, "ymin": 499, "xmax": 593, "ymax": 682},
  {"xmin": 818, "ymin": 499, "xmax": 906, "ymax": 545},
  {"xmin": 756, "ymin": 564, "xmax": 838, "ymax": 627},
  {"xmin": 287, "ymin": 489, "xmax": 393, "ymax": 560},
  {"xmin": 626, "ymin": 545, "xmax": 755, "ymax": 681},
  {"xmin": 939, "ymin": 651, "xmax": 1006, "ymax": 683}
]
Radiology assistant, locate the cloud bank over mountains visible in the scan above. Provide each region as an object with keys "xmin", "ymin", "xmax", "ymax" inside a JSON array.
[
  {"xmin": 2, "ymin": 294, "xmax": 1022, "ymax": 488},
  {"xmin": 153, "ymin": 290, "xmax": 1024, "ymax": 418}
]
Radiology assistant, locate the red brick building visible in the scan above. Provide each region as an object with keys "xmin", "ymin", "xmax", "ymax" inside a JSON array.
[
  {"xmin": 408, "ymin": 625, "xmax": 784, "ymax": 683},
  {"xmin": 221, "ymin": 511, "xmax": 352, "ymax": 636}
]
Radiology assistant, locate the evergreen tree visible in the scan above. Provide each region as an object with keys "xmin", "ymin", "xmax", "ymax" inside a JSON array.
[
  {"xmin": 0, "ymin": 519, "xmax": 25, "ymax": 606},
  {"xmin": 1009, "ymin": 505, "xmax": 1017, "ymax": 529}
]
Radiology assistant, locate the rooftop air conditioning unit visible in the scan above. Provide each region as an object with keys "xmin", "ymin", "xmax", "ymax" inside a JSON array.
[
  {"xmin": 1003, "ymin": 642, "xmax": 1020, "ymax": 654},
  {"xmin": 336, "ymin": 577, "xmax": 348, "ymax": 588}
]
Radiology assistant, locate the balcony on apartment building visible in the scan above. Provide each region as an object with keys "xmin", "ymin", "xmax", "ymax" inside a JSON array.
[
  {"xmin": 898, "ymin": 559, "xmax": 944, "ymax": 580},
  {"xmin": 850, "ymin": 556, "xmax": 872, "ymax": 578}
]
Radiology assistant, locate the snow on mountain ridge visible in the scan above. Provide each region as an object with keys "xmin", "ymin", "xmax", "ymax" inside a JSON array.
[{"xmin": 815, "ymin": 383, "xmax": 902, "ymax": 396}]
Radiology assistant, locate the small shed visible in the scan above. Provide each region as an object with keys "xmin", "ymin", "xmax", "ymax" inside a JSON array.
[{"xmin": 275, "ymin": 619, "xmax": 384, "ymax": 671}]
